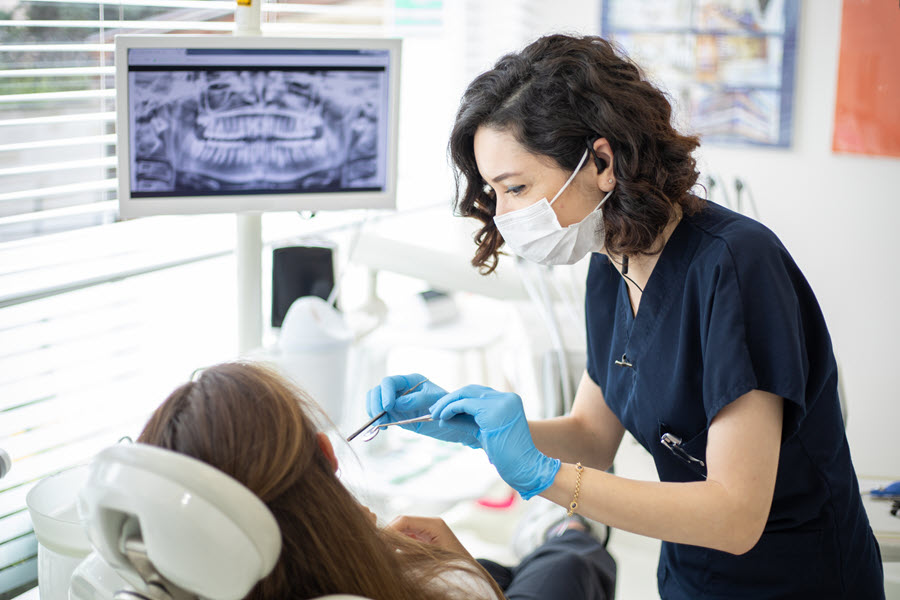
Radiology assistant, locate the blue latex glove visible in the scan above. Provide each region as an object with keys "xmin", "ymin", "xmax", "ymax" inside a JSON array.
[
  {"xmin": 365, "ymin": 373, "xmax": 481, "ymax": 448},
  {"xmin": 429, "ymin": 385, "xmax": 560, "ymax": 500}
]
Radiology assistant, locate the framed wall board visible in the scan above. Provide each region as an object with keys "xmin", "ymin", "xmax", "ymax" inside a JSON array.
[
  {"xmin": 601, "ymin": 0, "xmax": 799, "ymax": 147},
  {"xmin": 832, "ymin": 0, "xmax": 900, "ymax": 159}
]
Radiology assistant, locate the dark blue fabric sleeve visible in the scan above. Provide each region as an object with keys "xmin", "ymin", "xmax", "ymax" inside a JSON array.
[{"xmin": 700, "ymin": 235, "xmax": 811, "ymax": 436}]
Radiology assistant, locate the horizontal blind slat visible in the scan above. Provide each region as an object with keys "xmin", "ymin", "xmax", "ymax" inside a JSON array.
[
  {"xmin": 0, "ymin": 485, "xmax": 34, "ymax": 523},
  {"xmin": 0, "ymin": 19, "xmax": 234, "ymax": 30},
  {"xmin": 0, "ymin": 67, "xmax": 115, "ymax": 78},
  {"xmin": 0, "ymin": 44, "xmax": 113, "ymax": 53},
  {"xmin": 0, "ymin": 20, "xmax": 385, "ymax": 32},
  {"xmin": 0, "ymin": 215, "xmax": 235, "ymax": 304},
  {"xmin": 0, "ymin": 157, "xmax": 116, "ymax": 178},
  {"xmin": 0, "ymin": 514, "xmax": 31, "ymax": 550},
  {"xmin": 0, "ymin": 333, "xmax": 141, "ymax": 396},
  {"xmin": 0, "ymin": 554, "xmax": 37, "ymax": 597},
  {"xmin": 25, "ymin": 0, "xmax": 234, "ymax": 8},
  {"xmin": 1, "ymin": 384, "xmax": 145, "ymax": 447},
  {"xmin": 0, "ymin": 113, "xmax": 114, "ymax": 128},
  {"xmin": 0, "ymin": 337, "xmax": 141, "ymax": 395},
  {"xmin": 5, "ymin": 0, "xmax": 384, "ymax": 16},
  {"xmin": 0, "ymin": 180, "xmax": 116, "ymax": 204},
  {"xmin": 0, "ymin": 293, "xmax": 137, "ymax": 339},
  {"xmin": 0, "ymin": 226, "xmax": 146, "ymax": 279},
  {"xmin": 0, "ymin": 535, "xmax": 36, "ymax": 572},
  {"xmin": 0, "ymin": 203, "xmax": 117, "ymax": 229},
  {"xmin": 0, "ymin": 438, "xmax": 123, "ymax": 503},
  {"xmin": 0, "ymin": 135, "xmax": 116, "ymax": 154},
  {"xmin": 5, "ymin": 415, "xmax": 147, "ymax": 479},
  {"xmin": 0, "ymin": 486, "xmax": 35, "ymax": 524},
  {"xmin": 0, "ymin": 89, "xmax": 114, "ymax": 104}
]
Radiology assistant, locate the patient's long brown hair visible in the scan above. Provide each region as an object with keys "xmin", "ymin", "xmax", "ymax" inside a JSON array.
[{"xmin": 138, "ymin": 362, "xmax": 501, "ymax": 600}]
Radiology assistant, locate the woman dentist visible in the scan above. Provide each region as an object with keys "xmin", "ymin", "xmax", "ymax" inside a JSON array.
[{"xmin": 367, "ymin": 34, "xmax": 884, "ymax": 599}]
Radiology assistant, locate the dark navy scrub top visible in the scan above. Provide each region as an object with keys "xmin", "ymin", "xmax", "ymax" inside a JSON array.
[{"xmin": 585, "ymin": 201, "xmax": 884, "ymax": 599}]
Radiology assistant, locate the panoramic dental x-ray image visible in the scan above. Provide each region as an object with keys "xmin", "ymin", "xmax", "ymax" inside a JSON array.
[{"xmin": 130, "ymin": 68, "xmax": 384, "ymax": 195}]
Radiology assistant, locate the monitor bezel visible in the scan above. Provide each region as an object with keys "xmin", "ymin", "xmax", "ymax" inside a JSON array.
[{"xmin": 115, "ymin": 34, "xmax": 402, "ymax": 218}]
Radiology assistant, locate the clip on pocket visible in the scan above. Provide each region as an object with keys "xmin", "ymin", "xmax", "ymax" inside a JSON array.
[{"xmin": 660, "ymin": 432, "xmax": 707, "ymax": 479}]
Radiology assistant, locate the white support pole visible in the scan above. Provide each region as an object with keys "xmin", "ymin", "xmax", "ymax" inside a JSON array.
[
  {"xmin": 236, "ymin": 213, "xmax": 263, "ymax": 354},
  {"xmin": 234, "ymin": 0, "xmax": 263, "ymax": 354}
]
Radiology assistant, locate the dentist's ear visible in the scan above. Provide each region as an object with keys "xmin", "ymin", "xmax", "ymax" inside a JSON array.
[
  {"xmin": 316, "ymin": 432, "xmax": 339, "ymax": 473},
  {"xmin": 590, "ymin": 137, "xmax": 616, "ymax": 192}
]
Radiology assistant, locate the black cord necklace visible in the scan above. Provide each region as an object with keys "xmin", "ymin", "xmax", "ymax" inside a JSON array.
[{"xmin": 620, "ymin": 255, "xmax": 644, "ymax": 293}]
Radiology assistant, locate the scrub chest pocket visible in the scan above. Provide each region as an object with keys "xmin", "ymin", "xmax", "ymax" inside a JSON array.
[{"xmin": 656, "ymin": 422, "xmax": 708, "ymax": 481}]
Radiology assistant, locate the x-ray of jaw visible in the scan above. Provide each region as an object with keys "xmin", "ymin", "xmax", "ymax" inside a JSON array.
[{"xmin": 130, "ymin": 69, "xmax": 384, "ymax": 194}]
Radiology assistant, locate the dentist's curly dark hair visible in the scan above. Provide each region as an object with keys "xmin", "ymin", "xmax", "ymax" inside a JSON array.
[{"xmin": 449, "ymin": 34, "xmax": 704, "ymax": 274}]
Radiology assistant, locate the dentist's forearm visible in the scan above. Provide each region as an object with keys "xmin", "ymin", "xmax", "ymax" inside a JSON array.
[
  {"xmin": 528, "ymin": 371, "xmax": 625, "ymax": 471},
  {"xmin": 542, "ymin": 464, "xmax": 764, "ymax": 555},
  {"xmin": 542, "ymin": 391, "xmax": 783, "ymax": 555},
  {"xmin": 529, "ymin": 415, "xmax": 618, "ymax": 472}
]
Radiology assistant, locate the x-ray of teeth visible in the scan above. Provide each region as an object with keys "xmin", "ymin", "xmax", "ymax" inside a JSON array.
[{"xmin": 129, "ymin": 69, "xmax": 386, "ymax": 195}]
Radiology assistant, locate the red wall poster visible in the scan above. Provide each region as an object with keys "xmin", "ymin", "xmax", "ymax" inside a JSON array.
[{"xmin": 832, "ymin": 0, "xmax": 900, "ymax": 158}]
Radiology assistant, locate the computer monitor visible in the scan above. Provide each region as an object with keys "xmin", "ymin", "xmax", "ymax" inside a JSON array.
[{"xmin": 115, "ymin": 35, "xmax": 401, "ymax": 217}]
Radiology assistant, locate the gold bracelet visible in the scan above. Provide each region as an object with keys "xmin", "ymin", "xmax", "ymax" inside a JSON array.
[{"xmin": 566, "ymin": 462, "xmax": 584, "ymax": 517}]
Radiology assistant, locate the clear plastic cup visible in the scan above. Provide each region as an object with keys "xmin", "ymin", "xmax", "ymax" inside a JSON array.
[{"xmin": 26, "ymin": 466, "xmax": 92, "ymax": 600}]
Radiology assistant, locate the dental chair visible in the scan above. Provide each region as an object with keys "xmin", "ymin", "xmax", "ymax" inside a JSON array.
[{"xmin": 71, "ymin": 443, "xmax": 369, "ymax": 600}]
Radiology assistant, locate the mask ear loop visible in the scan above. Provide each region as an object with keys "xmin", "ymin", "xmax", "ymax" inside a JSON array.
[{"xmin": 549, "ymin": 149, "xmax": 590, "ymax": 206}]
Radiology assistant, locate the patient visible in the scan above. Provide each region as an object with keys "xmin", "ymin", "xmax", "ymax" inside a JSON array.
[{"xmin": 138, "ymin": 362, "xmax": 614, "ymax": 600}]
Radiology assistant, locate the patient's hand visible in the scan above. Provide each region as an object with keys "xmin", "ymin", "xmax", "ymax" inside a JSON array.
[
  {"xmin": 387, "ymin": 516, "xmax": 472, "ymax": 559},
  {"xmin": 360, "ymin": 503, "xmax": 378, "ymax": 525}
]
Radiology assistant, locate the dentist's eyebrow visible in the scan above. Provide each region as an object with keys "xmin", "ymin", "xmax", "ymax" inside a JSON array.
[{"xmin": 490, "ymin": 171, "xmax": 523, "ymax": 183}]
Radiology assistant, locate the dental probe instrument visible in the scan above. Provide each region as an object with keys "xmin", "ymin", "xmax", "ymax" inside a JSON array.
[
  {"xmin": 345, "ymin": 379, "xmax": 428, "ymax": 442},
  {"xmin": 372, "ymin": 415, "xmax": 434, "ymax": 429},
  {"xmin": 359, "ymin": 415, "xmax": 435, "ymax": 442}
]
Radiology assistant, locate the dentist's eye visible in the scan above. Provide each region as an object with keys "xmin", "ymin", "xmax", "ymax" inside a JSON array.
[{"xmin": 506, "ymin": 185, "xmax": 525, "ymax": 195}]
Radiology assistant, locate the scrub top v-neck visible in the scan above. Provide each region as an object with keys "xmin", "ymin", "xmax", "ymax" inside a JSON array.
[{"xmin": 584, "ymin": 201, "xmax": 884, "ymax": 599}]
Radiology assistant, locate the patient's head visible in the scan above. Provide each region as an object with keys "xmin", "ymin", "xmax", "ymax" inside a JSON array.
[
  {"xmin": 138, "ymin": 362, "xmax": 490, "ymax": 600},
  {"xmin": 138, "ymin": 361, "xmax": 333, "ymax": 506}
]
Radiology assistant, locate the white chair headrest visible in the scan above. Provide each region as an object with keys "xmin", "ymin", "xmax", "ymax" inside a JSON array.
[{"xmin": 77, "ymin": 443, "xmax": 282, "ymax": 600}]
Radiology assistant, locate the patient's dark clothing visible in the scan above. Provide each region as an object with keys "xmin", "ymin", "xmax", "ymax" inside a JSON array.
[{"xmin": 478, "ymin": 530, "xmax": 616, "ymax": 600}]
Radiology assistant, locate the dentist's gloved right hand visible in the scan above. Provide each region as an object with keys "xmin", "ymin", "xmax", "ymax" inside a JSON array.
[
  {"xmin": 365, "ymin": 373, "xmax": 481, "ymax": 448},
  {"xmin": 429, "ymin": 385, "xmax": 560, "ymax": 500}
]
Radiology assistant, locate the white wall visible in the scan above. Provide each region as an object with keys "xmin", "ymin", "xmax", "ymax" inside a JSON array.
[
  {"xmin": 693, "ymin": 1, "xmax": 900, "ymax": 478},
  {"xmin": 697, "ymin": 1, "xmax": 900, "ymax": 478}
]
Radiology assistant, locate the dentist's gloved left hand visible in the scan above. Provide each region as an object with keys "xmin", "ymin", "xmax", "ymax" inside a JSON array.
[
  {"xmin": 429, "ymin": 385, "xmax": 560, "ymax": 500},
  {"xmin": 366, "ymin": 374, "xmax": 481, "ymax": 448}
]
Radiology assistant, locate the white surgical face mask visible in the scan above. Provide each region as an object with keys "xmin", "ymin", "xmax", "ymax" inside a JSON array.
[{"xmin": 493, "ymin": 149, "xmax": 612, "ymax": 266}]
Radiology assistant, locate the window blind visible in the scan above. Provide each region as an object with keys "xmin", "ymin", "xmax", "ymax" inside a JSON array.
[
  {"xmin": 0, "ymin": 239, "xmax": 240, "ymax": 600},
  {"xmin": 0, "ymin": 2, "xmax": 388, "ymax": 597},
  {"xmin": 0, "ymin": 0, "xmax": 386, "ymax": 244}
]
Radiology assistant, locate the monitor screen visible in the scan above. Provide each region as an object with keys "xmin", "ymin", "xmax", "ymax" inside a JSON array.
[{"xmin": 115, "ymin": 35, "xmax": 401, "ymax": 217}]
